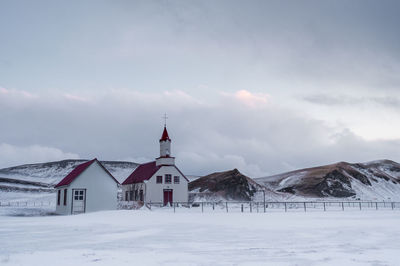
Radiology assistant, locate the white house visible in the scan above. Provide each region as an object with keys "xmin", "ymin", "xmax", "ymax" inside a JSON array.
[
  {"xmin": 122, "ymin": 126, "xmax": 189, "ymax": 205},
  {"xmin": 55, "ymin": 158, "xmax": 119, "ymax": 215}
]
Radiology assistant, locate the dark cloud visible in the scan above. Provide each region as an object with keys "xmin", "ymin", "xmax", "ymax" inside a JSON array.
[{"xmin": 302, "ymin": 94, "xmax": 400, "ymax": 110}]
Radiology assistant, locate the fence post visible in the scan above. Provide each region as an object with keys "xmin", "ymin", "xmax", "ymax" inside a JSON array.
[
  {"xmin": 341, "ymin": 202, "xmax": 344, "ymax": 211},
  {"xmin": 257, "ymin": 202, "xmax": 259, "ymax": 213},
  {"xmin": 173, "ymin": 202, "xmax": 175, "ymax": 213},
  {"xmin": 285, "ymin": 202, "xmax": 287, "ymax": 212},
  {"xmin": 201, "ymin": 202, "xmax": 204, "ymax": 213},
  {"xmin": 359, "ymin": 202, "xmax": 361, "ymax": 211},
  {"xmin": 213, "ymin": 202, "xmax": 215, "ymax": 210},
  {"xmin": 323, "ymin": 202, "xmax": 326, "ymax": 211},
  {"xmin": 250, "ymin": 202, "xmax": 252, "ymax": 213},
  {"xmin": 226, "ymin": 202, "xmax": 228, "ymax": 213},
  {"xmin": 304, "ymin": 202, "xmax": 306, "ymax": 212},
  {"xmin": 241, "ymin": 204, "xmax": 243, "ymax": 212},
  {"xmin": 376, "ymin": 202, "xmax": 378, "ymax": 210},
  {"xmin": 391, "ymin": 202, "xmax": 394, "ymax": 210}
]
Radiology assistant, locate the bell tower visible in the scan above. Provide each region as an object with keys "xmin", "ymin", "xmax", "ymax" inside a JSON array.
[
  {"xmin": 156, "ymin": 114, "xmax": 175, "ymax": 166},
  {"xmin": 159, "ymin": 126, "xmax": 171, "ymax": 157}
]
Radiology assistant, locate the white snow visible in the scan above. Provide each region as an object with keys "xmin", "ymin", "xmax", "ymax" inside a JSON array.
[{"xmin": 1, "ymin": 209, "xmax": 400, "ymax": 265}]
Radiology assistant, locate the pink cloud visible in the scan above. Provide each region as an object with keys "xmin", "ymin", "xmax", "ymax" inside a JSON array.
[{"xmin": 221, "ymin": 90, "xmax": 269, "ymax": 107}]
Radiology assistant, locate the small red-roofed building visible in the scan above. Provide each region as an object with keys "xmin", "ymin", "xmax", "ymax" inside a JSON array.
[
  {"xmin": 122, "ymin": 126, "xmax": 189, "ymax": 205},
  {"xmin": 54, "ymin": 159, "xmax": 119, "ymax": 215}
]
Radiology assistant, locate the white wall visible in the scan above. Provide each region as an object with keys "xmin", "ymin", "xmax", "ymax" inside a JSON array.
[
  {"xmin": 160, "ymin": 140, "xmax": 171, "ymax": 157},
  {"xmin": 149, "ymin": 166, "xmax": 188, "ymax": 203},
  {"xmin": 121, "ymin": 165, "xmax": 188, "ymax": 204},
  {"xmin": 55, "ymin": 161, "xmax": 118, "ymax": 215}
]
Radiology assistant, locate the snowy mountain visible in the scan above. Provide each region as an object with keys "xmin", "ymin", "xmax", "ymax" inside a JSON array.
[
  {"xmin": 189, "ymin": 168, "xmax": 282, "ymax": 201},
  {"xmin": 0, "ymin": 159, "xmax": 138, "ymax": 193},
  {"xmin": 255, "ymin": 160, "xmax": 400, "ymax": 201}
]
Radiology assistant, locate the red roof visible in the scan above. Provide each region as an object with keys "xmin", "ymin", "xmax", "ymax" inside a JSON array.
[
  {"xmin": 55, "ymin": 159, "xmax": 119, "ymax": 188},
  {"xmin": 122, "ymin": 161, "xmax": 161, "ymax": 185},
  {"xmin": 122, "ymin": 161, "xmax": 189, "ymax": 184},
  {"xmin": 160, "ymin": 126, "xmax": 171, "ymax": 142}
]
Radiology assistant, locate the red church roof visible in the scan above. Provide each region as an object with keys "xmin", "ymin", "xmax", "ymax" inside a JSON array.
[
  {"xmin": 160, "ymin": 126, "xmax": 171, "ymax": 142},
  {"xmin": 55, "ymin": 159, "xmax": 119, "ymax": 188},
  {"xmin": 122, "ymin": 161, "xmax": 161, "ymax": 185}
]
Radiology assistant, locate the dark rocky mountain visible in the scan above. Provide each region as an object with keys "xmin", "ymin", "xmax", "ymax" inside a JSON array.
[
  {"xmin": 189, "ymin": 168, "xmax": 280, "ymax": 201},
  {"xmin": 255, "ymin": 160, "xmax": 400, "ymax": 200}
]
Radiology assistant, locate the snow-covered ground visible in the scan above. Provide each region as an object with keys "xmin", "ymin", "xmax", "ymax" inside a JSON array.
[{"xmin": 1, "ymin": 210, "xmax": 400, "ymax": 265}]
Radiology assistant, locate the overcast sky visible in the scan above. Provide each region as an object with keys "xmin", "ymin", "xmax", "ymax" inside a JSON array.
[{"xmin": 1, "ymin": 0, "xmax": 400, "ymax": 177}]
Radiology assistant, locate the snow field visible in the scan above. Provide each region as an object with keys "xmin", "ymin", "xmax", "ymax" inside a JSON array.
[{"xmin": 1, "ymin": 210, "xmax": 400, "ymax": 265}]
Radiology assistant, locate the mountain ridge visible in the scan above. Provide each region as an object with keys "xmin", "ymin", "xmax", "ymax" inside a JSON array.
[{"xmin": 255, "ymin": 159, "xmax": 400, "ymax": 200}]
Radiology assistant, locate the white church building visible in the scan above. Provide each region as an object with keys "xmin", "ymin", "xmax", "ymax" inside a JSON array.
[
  {"xmin": 121, "ymin": 126, "xmax": 189, "ymax": 205},
  {"xmin": 54, "ymin": 159, "xmax": 120, "ymax": 215}
]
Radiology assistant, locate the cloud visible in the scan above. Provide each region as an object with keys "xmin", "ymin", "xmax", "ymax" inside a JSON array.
[
  {"xmin": 302, "ymin": 93, "xmax": 400, "ymax": 110},
  {"xmin": 0, "ymin": 87, "xmax": 399, "ymax": 177},
  {"xmin": 63, "ymin": 93, "xmax": 90, "ymax": 103},
  {"xmin": 0, "ymin": 143, "xmax": 79, "ymax": 168},
  {"xmin": 225, "ymin": 90, "xmax": 269, "ymax": 108}
]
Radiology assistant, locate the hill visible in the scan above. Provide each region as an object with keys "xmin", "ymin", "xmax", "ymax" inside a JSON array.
[
  {"xmin": 255, "ymin": 160, "xmax": 400, "ymax": 200},
  {"xmin": 189, "ymin": 168, "xmax": 282, "ymax": 201},
  {"xmin": 0, "ymin": 159, "xmax": 138, "ymax": 193}
]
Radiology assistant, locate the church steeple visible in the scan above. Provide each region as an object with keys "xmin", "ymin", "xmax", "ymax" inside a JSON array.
[
  {"xmin": 159, "ymin": 126, "xmax": 172, "ymax": 157},
  {"xmin": 160, "ymin": 126, "xmax": 171, "ymax": 142},
  {"xmin": 156, "ymin": 114, "xmax": 175, "ymax": 166}
]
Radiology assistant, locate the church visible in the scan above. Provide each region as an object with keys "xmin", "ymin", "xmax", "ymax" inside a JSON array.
[
  {"xmin": 54, "ymin": 124, "xmax": 188, "ymax": 215},
  {"xmin": 121, "ymin": 126, "xmax": 189, "ymax": 205}
]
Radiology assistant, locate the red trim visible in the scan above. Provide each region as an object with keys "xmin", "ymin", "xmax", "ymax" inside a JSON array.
[{"xmin": 174, "ymin": 166, "xmax": 189, "ymax": 182}]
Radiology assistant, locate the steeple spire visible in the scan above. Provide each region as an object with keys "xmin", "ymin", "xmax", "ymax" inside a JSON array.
[{"xmin": 160, "ymin": 126, "xmax": 171, "ymax": 142}]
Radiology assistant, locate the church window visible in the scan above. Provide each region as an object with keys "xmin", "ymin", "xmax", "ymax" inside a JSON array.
[
  {"xmin": 57, "ymin": 190, "xmax": 61, "ymax": 205},
  {"xmin": 129, "ymin": 191, "xmax": 133, "ymax": 201},
  {"xmin": 174, "ymin": 176, "xmax": 180, "ymax": 184},
  {"xmin": 156, "ymin": 176, "xmax": 162, "ymax": 183},
  {"xmin": 165, "ymin": 174, "xmax": 172, "ymax": 184}
]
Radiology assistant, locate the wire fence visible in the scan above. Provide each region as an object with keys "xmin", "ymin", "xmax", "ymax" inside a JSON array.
[
  {"xmin": 0, "ymin": 201, "xmax": 54, "ymax": 207},
  {"xmin": 121, "ymin": 201, "xmax": 400, "ymax": 213},
  {"xmin": 2, "ymin": 200, "xmax": 399, "ymax": 213}
]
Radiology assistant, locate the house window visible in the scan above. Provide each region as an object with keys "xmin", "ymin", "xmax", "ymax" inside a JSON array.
[
  {"xmin": 63, "ymin": 189, "xmax": 67, "ymax": 205},
  {"xmin": 57, "ymin": 190, "xmax": 61, "ymax": 205},
  {"xmin": 74, "ymin": 190, "xmax": 84, "ymax": 200},
  {"xmin": 174, "ymin": 176, "xmax": 180, "ymax": 184},
  {"xmin": 125, "ymin": 191, "xmax": 129, "ymax": 201},
  {"xmin": 165, "ymin": 174, "xmax": 172, "ymax": 184},
  {"xmin": 156, "ymin": 176, "xmax": 162, "ymax": 184}
]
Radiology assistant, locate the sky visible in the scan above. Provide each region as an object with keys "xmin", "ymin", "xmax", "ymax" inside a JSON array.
[{"xmin": 1, "ymin": 0, "xmax": 400, "ymax": 177}]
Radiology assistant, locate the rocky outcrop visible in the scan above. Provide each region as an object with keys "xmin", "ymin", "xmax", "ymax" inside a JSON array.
[{"xmin": 189, "ymin": 169, "xmax": 262, "ymax": 201}]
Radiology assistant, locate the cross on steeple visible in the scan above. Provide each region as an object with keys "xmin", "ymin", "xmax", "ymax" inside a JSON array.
[{"xmin": 162, "ymin": 113, "xmax": 168, "ymax": 127}]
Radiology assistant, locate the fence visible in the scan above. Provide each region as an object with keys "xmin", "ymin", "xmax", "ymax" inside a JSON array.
[
  {"xmin": 138, "ymin": 201, "xmax": 400, "ymax": 213},
  {"xmin": 0, "ymin": 201, "xmax": 54, "ymax": 207},
  {"xmin": 2, "ymin": 200, "xmax": 399, "ymax": 213}
]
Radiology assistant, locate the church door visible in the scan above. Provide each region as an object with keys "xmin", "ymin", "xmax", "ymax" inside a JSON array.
[{"xmin": 163, "ymin": 189, "xmax": 173, "ymax": 206}]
